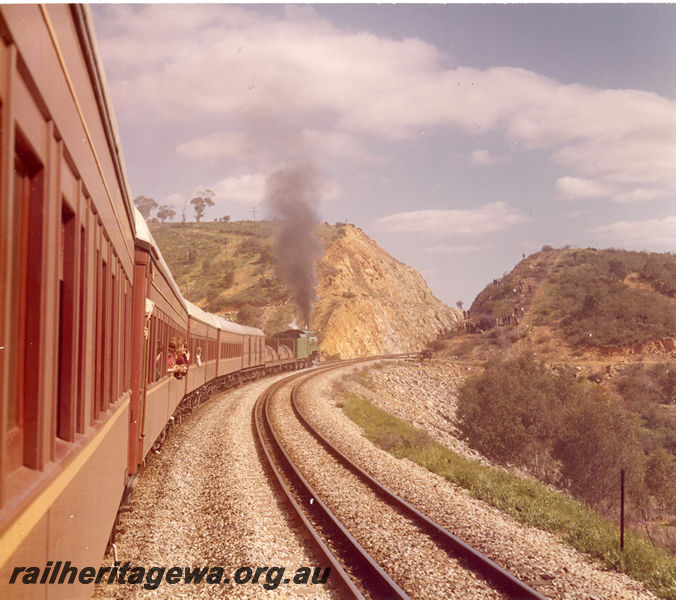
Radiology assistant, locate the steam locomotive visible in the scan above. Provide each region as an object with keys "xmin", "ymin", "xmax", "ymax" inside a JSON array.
[{"xmin": 0, "ymin": 6, "xmax": 318, "ymax": 598}]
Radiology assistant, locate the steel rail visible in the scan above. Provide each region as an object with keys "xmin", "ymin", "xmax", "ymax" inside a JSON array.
[
  {"xmin": 290, "ymin": 372, "xmax": 549, "ymax": 600},
  {"xmin": 254, "ymin": 359, "xmax": 410, "ymax": 600}
]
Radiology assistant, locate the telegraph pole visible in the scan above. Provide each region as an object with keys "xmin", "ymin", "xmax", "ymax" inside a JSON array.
[
  {"xmin": 620, "ymin": 469, "xmax": 625, "ymax": 551},
  {"xmin": 251, "ymin": 207, "xmax": 257, "ymax": 234}
]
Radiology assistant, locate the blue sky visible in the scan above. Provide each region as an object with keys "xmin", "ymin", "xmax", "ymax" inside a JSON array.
[{"xmin": 91, "ymin": 4, "xmax": 676, "ymax": 307}]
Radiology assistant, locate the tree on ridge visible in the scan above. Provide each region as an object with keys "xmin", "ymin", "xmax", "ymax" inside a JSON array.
[
  {"xmin": 157, "ymin": 205, "xmax": 176, "ymax": 224},
  {"xmin": 191, "ymin": 189, "xmax": 215, "ymax": 223},
  {"xmin": 134, "ymin": 195, "xmax": 157, "ymax": 220}
]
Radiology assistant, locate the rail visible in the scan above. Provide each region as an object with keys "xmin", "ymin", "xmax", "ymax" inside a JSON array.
[{"xmin": 255, "ymin": 359, "xmax": 549, "ymax": 600}]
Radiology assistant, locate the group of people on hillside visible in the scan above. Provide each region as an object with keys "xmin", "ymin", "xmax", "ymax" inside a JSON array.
[{"xmin": 498, "ymin": 306, "xmax": 525, "ymax": 326}]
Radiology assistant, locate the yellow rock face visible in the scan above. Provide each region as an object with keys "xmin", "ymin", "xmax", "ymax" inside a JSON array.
[{"xmin": 311, "ymin": 225, "xmax": 461, "ymax": 359}]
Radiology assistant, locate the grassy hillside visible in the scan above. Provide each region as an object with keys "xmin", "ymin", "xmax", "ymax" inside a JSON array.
[
  {"xmin": 469, "ymin": 246, "xmax": 676, "ymax": 349},
  {"xmin": 148, "ymin": 220, "xmax": 346, "ymax": 334},
  {"xmin": 436, "ymin": 246, "xmax": 676, "ymax": 555},
  {"xmin": 534, "ymin": 248, "xmax": 676, "ymax": 347}
]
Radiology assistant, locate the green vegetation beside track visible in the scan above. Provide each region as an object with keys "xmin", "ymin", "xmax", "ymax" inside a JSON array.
[{"xmin": 341, "ymin": 391, "xmax": 676, "ymax": 599}]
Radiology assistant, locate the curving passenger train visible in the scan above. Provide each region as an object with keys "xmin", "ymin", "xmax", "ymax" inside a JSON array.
[{"xmin": 0, "ymin": 6, "xmax": 318, "ymax": 598}]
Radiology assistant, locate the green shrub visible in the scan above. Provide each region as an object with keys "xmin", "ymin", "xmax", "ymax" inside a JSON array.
[
  {"xmin": 426, "ymin": 339, "xmax": 445, "ymax": 353},
  {"xmin": 536, "ymin": 249, "xmax": 676, "ymax": 347},
  {"xmin": 617, "ymin": 364, "xmax": 676, "ymax": 407},
  {"xmin": 457, "ymin": 354, "xmax": 562, "ymax": 472},
  {"xmin": 238, "ymin": 237, "xmax": 264, "ymax": 256},
  {"xmin": 206, "ymin": 296, "xmax": 229, "ymax": 313},
  {"xmin": 206, "ymin": 288, "xmax": 221, "ymax": 303},
  {"xmin": 237, "ymin": 303, "xmax": 262, "ymax": 327},
  {"xmin": 552, "ymin": 389, "xmax": 644, "ymax": 506},
  {"xmin": 645, "ymin": 448, "xmax": 676, "ymax": 515},
  {"xmin": 341, "ymin": 389, "xmax": 676, "ymax": 598},
  {"xmin": 457, "ymin": 353, "xmax": 646, "ymax": 505}
]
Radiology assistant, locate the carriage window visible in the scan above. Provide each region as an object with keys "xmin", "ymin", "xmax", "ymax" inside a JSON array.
[
  {"xmin": 110, "ymin": 270, "xmax": 117, "ymax": 404},
  {"xmin": 95, "ymin": 252, "xmax": 107, "ymax": 416},
  {"xmin": 77, "ymin": 224, "xmax": 86, "ymax": 433},
  {"xmin": 6, "ymin": 141, "xmax": 44, "ymax": 470},
  {"xmin": 5, "ymin": 166, "xmax": 28, "ymax": 469},
  {"xmin": 57, "ymin": 202, "xmax": 76, "ymax": 441}
]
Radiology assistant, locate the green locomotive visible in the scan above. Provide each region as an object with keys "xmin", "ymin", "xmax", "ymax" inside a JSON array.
[{"xmin": 269, "ymin": 329, "xmax": 320, "ymax": 367}]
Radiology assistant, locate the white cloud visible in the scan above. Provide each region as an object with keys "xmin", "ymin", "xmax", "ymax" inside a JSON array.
[
  {"xmin": 611, "ymin": 187, "xmax": 670, "ymax": 204},
  {"xmin": 374, "ymin": 202, "xmax": 531, "ymax": 237},
  {"xmin": 470, "ymin": 149, "xmax": 506, "ymax": 166},
  {"xmin": 556, "ymin": 177, "xmax": 671, "ymax": 205},
  {"xmin": 555, "ymin": 177, "xmax": 613, "ymax": 201},
  {"xmin": 298, "ymin": 129, "xmax": 379, "ymax": 162},
  {"xmin": 95, "ymin": 5, "xmax": 676, "ymax": 204},
  {"xmin": 211, "ymin": 173, "xmax": 267, "ymax": 205},
  {"xmin": 176, "ymin": 132, "xmax": 249, "ymax": 165},
  {"xmin": 553, "ymin": 130, "xmax": 676, "ymax": 191},
  {"xmin": 176, "ymin": 128, "xmax": 378, "ymax": 169},
  {"xmin": 588, "ymin": 216, "xmax": 676, "ymax": 251},
  {"xmin": 566, "ymin": 208, "xmax": 592, "ymax": 219},
  {"xmin": 207, "ymin": 170, "xmax": 339, "ymax": 209}
]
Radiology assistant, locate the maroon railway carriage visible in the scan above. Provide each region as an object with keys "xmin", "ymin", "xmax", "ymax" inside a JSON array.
[
  {"xmin": 131, "ymin": 209, "xmax": 191, "ymax": 467},
  {"xmin": 132, "ymin": 210, "xmax": 265, "ymax": 470},
  {"xmin": 0, "ymin": 6, "xmax": 266, "ymax": 599},
  {"xmin": 0, "ymin": 6, "xmax": 307, "ymax": 599},
  {"xmin": 0, "ymin": 5, "xmax": 136, "ymax": 598}
]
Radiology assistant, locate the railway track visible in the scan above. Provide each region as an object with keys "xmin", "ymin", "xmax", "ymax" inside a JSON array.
[{"xmin": 253, "ymin": 360, "xmax": 549, "ymax": 600}]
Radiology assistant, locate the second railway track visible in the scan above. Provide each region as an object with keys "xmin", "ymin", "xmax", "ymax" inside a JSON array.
[{"xmin": 254, "ymin": 359, "xmax": 548, "ymax": 600}]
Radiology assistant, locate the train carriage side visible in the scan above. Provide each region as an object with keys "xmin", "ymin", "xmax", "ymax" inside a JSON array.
[
  {"xmin": 132, "ymin": 209, "xmax": 190, "ymax": 463},
  {"xmin": 0, "ymin": 5, "xmax": 136, "ymax": 598},
  {"xmin": 203, "ymin": 316, "xmax": 221, "ymax": 382},
  {"xmin": 244, "ymin": 327, "xmax": 266, "ymax": 371},
  {"xmin": 243, "ymin": 332, "xmax": 254, "ymax": 369},
  {"xmin": 186, "ymin": 302, "xmax": 220, "ymax": 391},
  {"xmin": 134, "ymin": 214, "xmax": 266, "ymax": 454},
  {"xmin": 215, "ymin": 316, "xmax": 245, "ymax": 377},
  {"xmin": 186, "ymin": 303, "xmax": 208, "ymax": 390},
  {"xmin": 214, "ymin": 317, "xmax": 265, "ymax": 376},
  {"xmin": 243, "ymin": 331, "xmax": 262, "ymax": 370}
]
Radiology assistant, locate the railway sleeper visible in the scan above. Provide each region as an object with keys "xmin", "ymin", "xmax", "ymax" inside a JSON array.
[
  {"xmin": 105, "ymin": 358, "xmax": 310, "ymax": 557},
  {"xmin": 107, "ymin": 367, "xmax": 254, "ymax": 553}
]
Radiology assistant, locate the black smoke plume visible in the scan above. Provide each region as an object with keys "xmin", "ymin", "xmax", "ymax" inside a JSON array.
[{"xmin": 263, "ymin": 165, "xmax": 324, "ymax": 328}]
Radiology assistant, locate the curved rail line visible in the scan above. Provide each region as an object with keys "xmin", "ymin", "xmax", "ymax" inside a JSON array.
[
  {"xmin": 254, "ymin": 359, "xmax": 407, "ymax": 599},
  {"xmin": 254, "ymin": 359, "xmax": 549, "ymax": 600}
]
